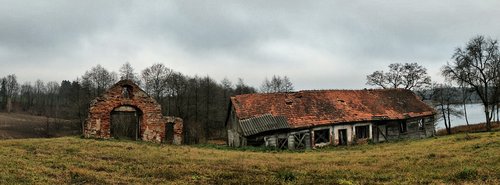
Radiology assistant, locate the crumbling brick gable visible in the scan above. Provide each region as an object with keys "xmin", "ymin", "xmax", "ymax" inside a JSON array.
[{"xmin": 84, "ymin": 80, "xmax": 182, "ymax": 144}]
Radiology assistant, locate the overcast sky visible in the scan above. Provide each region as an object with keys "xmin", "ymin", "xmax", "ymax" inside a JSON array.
[{"xmin": 1, "ymin": 1, "xmax": 500, "ymax": 90}]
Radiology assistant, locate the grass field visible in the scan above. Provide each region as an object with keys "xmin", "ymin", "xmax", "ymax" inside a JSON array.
[{"xmin": 0, "ymin": 132, "xmax": 498, "ymax": 184}]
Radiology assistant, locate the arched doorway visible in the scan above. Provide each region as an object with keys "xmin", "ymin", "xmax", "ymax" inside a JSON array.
[{"xmin": 110, "ymin": 105, "xmax": 142, "ymax": 140}]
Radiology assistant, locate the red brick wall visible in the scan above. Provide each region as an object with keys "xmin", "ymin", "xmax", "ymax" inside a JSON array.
[{"xmin": 84, "ymin": 80, "xmax": 182, "ymax": 144}]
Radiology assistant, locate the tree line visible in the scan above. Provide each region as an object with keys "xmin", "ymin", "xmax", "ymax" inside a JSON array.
[
  {"xmin": 0, "ymin": 62, "xmax": 294, "ymax": 143},
  {"xmin": 366, "ymin": 35, "xmax": 500, "ymax": 134}
]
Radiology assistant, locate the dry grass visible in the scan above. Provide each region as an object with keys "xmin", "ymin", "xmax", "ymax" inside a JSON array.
[
  {"xmin": 0, "ymin": 131, "xmax": 499, "ymax": 184},
  {"xmin": 437, "ymin": 122, "xmax": 500, "ymax": 136}
]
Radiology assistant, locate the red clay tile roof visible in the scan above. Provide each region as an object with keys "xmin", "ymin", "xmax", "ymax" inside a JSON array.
[{"xmin": 231, "ymin": 89, "xmax": 435, "ymax": 129}]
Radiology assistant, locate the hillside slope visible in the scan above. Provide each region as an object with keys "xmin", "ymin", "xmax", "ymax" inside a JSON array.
[
  {"xmin": 0, "ymin": 132, "xmax": 499, "ymax": 184},
  {"xmin": 0, "ymin": 112, "xmax": 79, "ymax": 139}
]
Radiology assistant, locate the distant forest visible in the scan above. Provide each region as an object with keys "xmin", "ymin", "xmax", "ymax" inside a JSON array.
[{"xmin": 0, "ymin": 63, "xmax": 296, "ymax": 144}]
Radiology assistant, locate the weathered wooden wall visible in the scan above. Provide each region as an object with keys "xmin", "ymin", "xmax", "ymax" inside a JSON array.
[{"xmin": 229, "ymin": 115, "xmax": 435, "ymax": 150}]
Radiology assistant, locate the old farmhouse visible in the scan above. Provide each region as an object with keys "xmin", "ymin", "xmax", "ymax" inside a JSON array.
[
  {"xmin": 226, "ymin": 89, "xmax": 436, "ymax": 149},
  {"xmin": 84, "ymin": 80, "xmax": 183, "ymax": 144}
]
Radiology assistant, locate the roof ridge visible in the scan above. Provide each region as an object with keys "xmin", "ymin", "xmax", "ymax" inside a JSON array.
[
  {"xmin": 298, "ymin": 88, "xmax": 408, "ymax": 92},
  {"xmin": 234, "ymin": 88, "xmax": 409, "ymax": 97}
]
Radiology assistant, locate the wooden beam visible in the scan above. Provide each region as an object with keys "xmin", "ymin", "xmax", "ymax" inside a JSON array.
[{"xmin": 377, "ymin": 125, "xmax": 388, "ymax": 141}]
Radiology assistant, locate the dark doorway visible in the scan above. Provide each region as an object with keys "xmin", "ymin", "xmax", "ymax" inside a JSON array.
[
  {"xmin": 164, "ymin": 123, "xmax": 174, "ymax": 144},
  {"xmin": 399, "ymin": 120, "xmax": 408, "ymax": 133},
  {"xmin": 111, "ymin": 106, "xmax": 141, "ymax": 140},
  {"xmin": 338, "ymin": 129, "xmax": 348, "ymax": 145}
]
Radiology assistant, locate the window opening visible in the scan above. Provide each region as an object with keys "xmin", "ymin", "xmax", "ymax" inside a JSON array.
[
  {"xmin": 314, "ymin": 129, "xmax": 330, "ymax": 144},
  {"xmin": 122, "ymin": 85, "xmax": 133, "ymax": 99},
  {"xmin": 355, "ymin": 125, "xmax": 369, "ymax": 139}
]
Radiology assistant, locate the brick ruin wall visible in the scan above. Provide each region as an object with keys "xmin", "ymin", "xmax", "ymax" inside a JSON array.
[{"xmin": 84, "ymin": 80, "xmax": 182, "ymax": 144}]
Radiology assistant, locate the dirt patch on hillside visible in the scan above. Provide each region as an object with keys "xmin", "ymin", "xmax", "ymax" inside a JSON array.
[{"xmin": 0, "ymin": 112, "xmax": 81, "ymax": 139}]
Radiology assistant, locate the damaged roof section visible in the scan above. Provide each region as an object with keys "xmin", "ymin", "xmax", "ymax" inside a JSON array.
[
  {"xmin": 239, "ymin": 114, "xmax": 290, "ymax": 136},
  {"xmin": 231, "ymin": 89, "xmax": 435, "ymax": 129}
]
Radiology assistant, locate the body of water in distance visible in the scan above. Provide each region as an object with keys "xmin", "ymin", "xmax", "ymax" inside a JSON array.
[{"xmin": 435, "ymin": 103, "xmax": 494, "ymax": 130}]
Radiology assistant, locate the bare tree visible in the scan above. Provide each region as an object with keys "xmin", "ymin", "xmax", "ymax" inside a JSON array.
[
  {"xmin": 30, "ymin": 79, "xmax": 46, "ymax": 115},
  {"xmin": 0, "ymin": 79, "xmax": 6, "ymax": 111},
  {"xmin": 119, "ymin": 62, "xmax": 141, "ymax": 85},
  {"xmin": 442, "ymin": 35, "xmax": 500, "ymax": 131},
  {"xmin": 82, "ymin": 65, "xmax": 117, "ymax": 97},
  {"xmin": 235, "ymin": 78, "xmax": 256, "ymax": 95},
  {"xmin": 260, "ymin": 78, "xmax": 271, "ymax": 93},
  {"xmin": 45, "ymin": 81, "xmax": 60, "ymax": 136},
  {"xmin": 3, "ymin": 74, "xmax": 19, "ymax": 113},
  {"xmin": 141, "ymin": 63, "xmax": 173, "ymax": 101},
  {"xmin": 431, "ymin": 83, "xmax": 463, "ymax": 134},
  {"xmin": 367, "ymin": 63, "xmax": 431, "ymax": 90},
  {"xmin": 459, "ymin": 82, "xmax": 473, "ymax": 126},
  {"xmin": 260, "ymin": 75, "xmax": 294, "ymax": 93},
  {"xmin": 221, "ymin": 77, "xmax": 233, "ymax": 107},
  {"xmin": 497, "ymin": 64, "xmax": 500, "ymax": 124},
  {"xmin": 203, "ymin": 76, "xmax": 214, "ymax": 141},
  {"xmin": 33, "ymin": 79, "xmax": 47, "ymax": 115},
  {"xmin": 167, "ymin": 72, "xmax": 188, "ymax": 116},
  {"xmin": 20, "ymin": 82, "xmax": 34, "ymax": 112}
]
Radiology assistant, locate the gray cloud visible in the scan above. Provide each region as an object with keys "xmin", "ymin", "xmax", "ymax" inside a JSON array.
[
  {"xmin": 0, "ymin": 1, "xmax": 125, "ymax": 52},
  {"xmin": 1, "ymin": 0, "xmax": 500, "ymax": 89}
]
